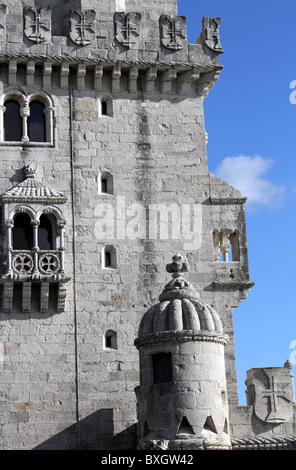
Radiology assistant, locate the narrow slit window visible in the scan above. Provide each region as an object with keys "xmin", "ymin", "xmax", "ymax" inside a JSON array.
[
  {"xmin": 101, "ymin": 100, "xmax": 108, "ymax": 116},
  {"xmin": 103, "ymin": 245, "xmax": 117, "ymax": 269},
  {"xmin": 4, "ymin": 99, "xmax": 22, "ymax": 141},
  {"xmin": 28, "ymin": 100, "xmax": 46, "ymax": 142},
  {"xmin": 105, "ymin": 251, "xmax": 111, "ymax": 267},
  {"xmin": 101, "ymin": 178, "xmax": 107, "ymax": 193},
  {"xmin": 99, "ymin": 172, "xmax": 113, "ymax": 194}
]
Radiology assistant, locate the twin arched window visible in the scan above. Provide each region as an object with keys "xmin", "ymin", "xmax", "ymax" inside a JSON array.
[
  {"xmin": 13, "ymin": 212, "xmax": 54, "ymax": 251},
  {"xmin": 1, "ymin": 92, "xmax": 53, "ymax": 144}
]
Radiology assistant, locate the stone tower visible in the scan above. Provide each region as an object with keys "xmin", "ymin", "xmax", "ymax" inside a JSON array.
[
  {"xmin": 0, "ymin": 0, "xmax": 294, "ymax": 450},
  {"xmin": 135, "ymin": 254, "xmax": 231, "ymax": 450}
]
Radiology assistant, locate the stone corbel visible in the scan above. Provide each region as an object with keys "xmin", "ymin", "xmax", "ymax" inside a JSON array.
[
  {"xmin": 57, "ymin": 282, "xmax": 67, "ymax": 313},
  {"xmin": 40, "ymin": 281, "xmax": 49, "ymax": 313},
  {"xmin": 112, "ymin": 63, "xmax": 121, "ymax": 93},
  {"xmin": 196, "ymin": 69, "xmax": 221, "ymax": 97},
  {"xmin": 94, "ymin": 64, "xmax": 103, "ymax": 91},
  {"xmin": 22, "ymin": 282, "xmax": 32, "ymax": 313},
  {"xmin": 3, "ymin": 281, "xmax": 13, "ymax": 313},
  {"xmin": 177, "ymin": 67, "xmax": 200, "ymax": 95},
  {"xmin": 145, "ymin": 67, "xmax": 157, "ymax": 94},
  {"xmin": 8, "ymin": 60, "xmax": 17, "ymax": 86},
  {"xmin": 60, "ymin": 62, "xmax": 69, "ymax": 89},
  {"xmin": 26, "ymin": 60, "xmax": 35, "ymax": 87},
  {"xmin": 160, "ymin": 68, "xmax": 177, "ymax": 94},
  {"xmin": 43, "ymin": 61, "xmax": 52, "ymax": 88},
  {"xmin": 77, "ymin": 64, "xmax": 86, "ymax": 90},
  {"xmin": 129, "ymin": 66, "xmax": 138, "ymax": 93}
]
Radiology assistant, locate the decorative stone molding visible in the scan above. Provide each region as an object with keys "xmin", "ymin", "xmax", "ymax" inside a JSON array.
[
  {"xmin": 135, "ymin": 329, "xmax": 230, "ymax": 349},
  {"xmin": 114, "ymin": 12, "xmax": 141, "ymax": 49},
  {"xmin": 160, "ymin": 15, "xmax": 187, "ymax": 51},
  {"xmin": 231, "ymin": 436, "xmax": 296, "ymax": 450},
  {"xmin": 69, "ymin": 9, "xmax": 96, "ymax": 46},
  {"xmin": 210, "ymin": 197, "xmax": 248, "ymax": 205},
  {"xmin": 24, "ymin": 6, "xmax": 51, "ymax": 44}
]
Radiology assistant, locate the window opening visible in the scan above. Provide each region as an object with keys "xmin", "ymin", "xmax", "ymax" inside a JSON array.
[
  {"xmin": 13, "ymin": 213, "xmax": 33, "ymax": 250},
  {"xmin": 4, "ymin": 99, "xmax": 22, "ymax": 141},
  {"xmin": 104, "ymin": 330, "xmax": 117, "ymax": 349},
  {"xmin": 152, "ymin": 352, "xmax": 173, "ymax": 384},
  {"xmin": 101, "ymin": 178, "xmax": 107, "ymax": 193},
  {"xmin": 213, "ymin": 229, "xmax": 240, "ymax": 262},
  {"xmin": 99, "ymin": 171, "xmax": 113, "ymax": 194},
  {"xmin": 28, "ymin": 100, "xmax": 46, "ymax": 142},
  {"xmin": 103, "ymin": 245, "xmax": 117, "ymax": 269},
  {"xmin": 101, "ymin": 100, "xmax": 108, "ymax": 115},
  {"xmin": 38, "ymin": 214, "xmax": 53, "ymax": 250},
  {"xmin": 105, "ymin": 251, "xmax": 111, "ymax": 267}
]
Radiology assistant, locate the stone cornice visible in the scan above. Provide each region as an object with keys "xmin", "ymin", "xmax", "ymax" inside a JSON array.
[
  {"xmin": 212, "ymin": 281, "xmax": 255, "ymax": 291},
  {"xmin": 210, "ymin": 197, "xmax": 248, "ymax": 205},
  {"xmin": 135, "ymin": 329, "xmax": 230, "ymax": 349},
  {"xmin": 0, "ymin": 52, "xmax": 223, "ymax": 71}
]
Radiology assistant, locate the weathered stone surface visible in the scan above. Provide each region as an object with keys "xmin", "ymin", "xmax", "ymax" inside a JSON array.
[{"xmin": 0, "ymin": 0, "xmax": 294, "ymax": 452}]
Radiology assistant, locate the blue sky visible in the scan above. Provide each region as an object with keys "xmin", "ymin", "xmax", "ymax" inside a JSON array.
[{"xmin": 178, "ymin": 0, "xmax": 296, "ymax": 404}]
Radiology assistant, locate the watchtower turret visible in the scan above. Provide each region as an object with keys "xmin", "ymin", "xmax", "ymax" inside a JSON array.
[{"xmin": 135, "ymin": 254, "xmax": 232, "ymax": 450}]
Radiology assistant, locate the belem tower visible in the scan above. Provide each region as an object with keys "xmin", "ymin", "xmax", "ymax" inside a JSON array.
[{"xmin": 0, "ymin": 0, "xmax": 295, "ymax": 450}]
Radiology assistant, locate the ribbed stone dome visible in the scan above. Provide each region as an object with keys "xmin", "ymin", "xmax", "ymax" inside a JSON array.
[{"xmin": 137, "ymin": 254, "xmax": 224, "ymax": 338}]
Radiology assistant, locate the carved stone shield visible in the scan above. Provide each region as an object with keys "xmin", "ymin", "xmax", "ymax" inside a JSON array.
[
  {"xmin": 24, "ymin": 6, "xmax": 51, "ymax": 44},
  {"xmin": 160, "ymin": 15, "xmax": 187, "ymax": 51},
  {"xmin": 69, "ymin": 9, "xmax": 96, "ymax": 46},
  {"xmin": 201, "ymin": 17, "xmax": 223, "ymax": 53},
  {"xmin": 114, "ymin": 12, "xmax": 141, "ymax": 49},
  {"xmin": 251, "ymin": 368, "xmax": 294, "ymax": 423}
]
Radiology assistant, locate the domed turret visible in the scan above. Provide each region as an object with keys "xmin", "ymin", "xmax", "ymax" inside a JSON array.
[{"xmin": 135, "ymin": 254, "xmax": 232, "ymax": 450}]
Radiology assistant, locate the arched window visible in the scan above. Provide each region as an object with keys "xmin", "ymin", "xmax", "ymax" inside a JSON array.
[
  {"xmin": 101, "ymin": 100, "xmax": 108, "ymax": 116},
  {"xmin": 13, "ymin": 213, "xmax": 33, "ymax": 250},
  {"xmin": 28, "ymin": 100, "xmax": 46, "ymax": 142},
  {"xmin": 38, "ymin": 214, "xmax": 53, "ymax": 250},
  {"xmin": 4, "ymin": 99, "xmax": 22, "ymax": 141},
  {"xmin": 104, "ymin": 330, "xmax": 117, "ymax": 349},
  {"xmin": 103, "ymin": 245, "xmax": 117, "ymax": 269},
  {"xmin": 99, "ymin": 171, "xmax": 114, "ymax": 194},
  {"xmin": 99, "ymin": 96, "xmax": 113, "ymax": 117}
]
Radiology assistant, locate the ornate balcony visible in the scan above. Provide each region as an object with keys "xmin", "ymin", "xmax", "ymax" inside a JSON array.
[{"xmin": 9, "ymin": 249, "xmax": 64, "ymax": 281}]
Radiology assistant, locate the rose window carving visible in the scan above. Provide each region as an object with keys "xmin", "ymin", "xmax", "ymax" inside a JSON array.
[
  {"xmin": 12, "ymin": 253, "xmax": 34, "ymax": 275},
  {"xmin": 38, "ymin": 253, "xmax": 60, "ymax": 275}
]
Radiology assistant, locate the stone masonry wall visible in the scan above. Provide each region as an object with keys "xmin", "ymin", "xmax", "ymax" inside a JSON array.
[{"xmin": 0, "ymin": 0, "xmax": 252, "ymax": 449}]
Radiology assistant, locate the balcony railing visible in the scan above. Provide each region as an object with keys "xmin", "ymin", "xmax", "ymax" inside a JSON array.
[{"xmin": 7, "ymin": 249, "xmax": 65, "ymax": 281}]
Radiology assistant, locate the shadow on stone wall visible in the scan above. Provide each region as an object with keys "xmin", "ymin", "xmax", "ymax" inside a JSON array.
[{"xmin": 33, "ymin": 409, "xmax": 137, "ymax": 450}]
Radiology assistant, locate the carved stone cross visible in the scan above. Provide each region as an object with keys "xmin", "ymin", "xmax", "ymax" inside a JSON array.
[{"xmin": 261, "ymin": 375, "xmax": 289, "ymax": 421}]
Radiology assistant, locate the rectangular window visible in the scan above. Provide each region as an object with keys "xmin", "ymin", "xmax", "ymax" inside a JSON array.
[{"xmin": 152, "ymin": 352, "xmax": 173, "ymax": 384}]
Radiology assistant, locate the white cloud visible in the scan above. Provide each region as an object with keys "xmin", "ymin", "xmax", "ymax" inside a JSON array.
[{"xmin": 215, "ymin": 155, "xmax": 285, "ymax": 209}]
